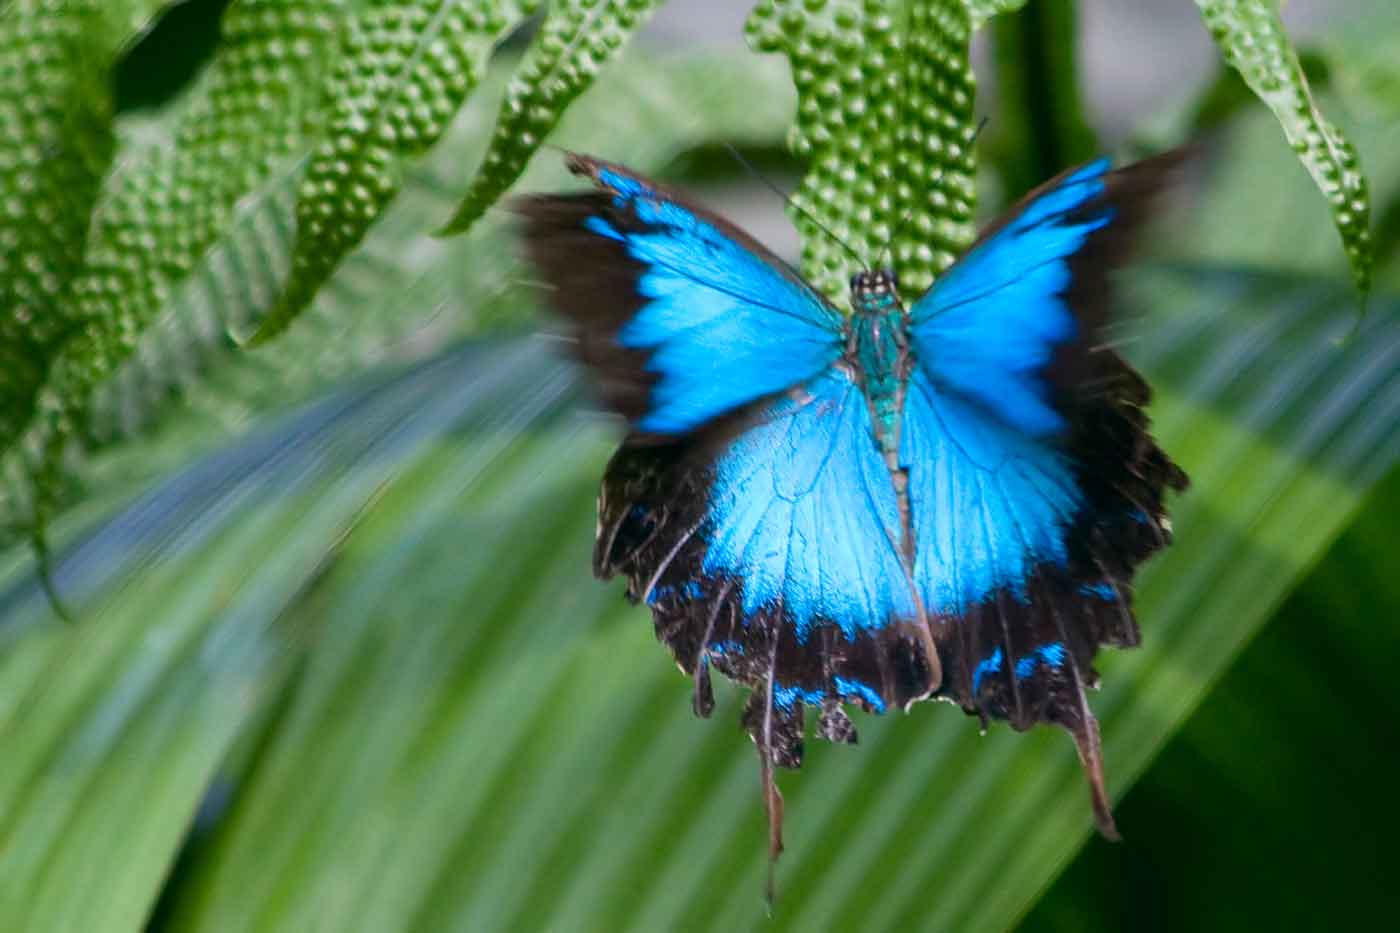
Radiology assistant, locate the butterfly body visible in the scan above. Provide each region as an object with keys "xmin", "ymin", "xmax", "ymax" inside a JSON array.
[
  {"xmin": 847, "ymin": 271, "xmax": 910, "ymax": 463},
  {"xmin": 516, "ymin": 149, "xmax": 1188, "ymax": 867}
]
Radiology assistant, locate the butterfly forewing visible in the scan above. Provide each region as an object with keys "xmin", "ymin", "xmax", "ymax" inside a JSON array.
[{"xmin": 514, "ymin": 154, "xmax": 845, "ymax": 439}]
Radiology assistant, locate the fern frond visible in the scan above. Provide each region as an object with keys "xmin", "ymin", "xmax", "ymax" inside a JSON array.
[
  {"xmin": 248, "ymin": 0, "xmax": 542, "ymax": 343},
  {"xmin": 0, "ymin": 0, "xmax": 170, "ymax": 443},
  {"xmin": 745, "ymin": 0, "xmax": 1014, "ymax": 302},
  {"xmin": 440, "ymin": 0, "xmax": 663, "ymax": 235},
  {"xmin": 1197, "ymin": 0, "xmax": 1373, "ymax": 296}
]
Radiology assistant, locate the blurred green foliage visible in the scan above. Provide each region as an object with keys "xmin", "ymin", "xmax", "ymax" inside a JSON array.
[
  {"xmin": 0, "ymin": 0, "xmax": 1396, "ymax": 930},
  {"xmin": 1027, "ymin": 467, "xmax": 1400, "ymax": 931}
]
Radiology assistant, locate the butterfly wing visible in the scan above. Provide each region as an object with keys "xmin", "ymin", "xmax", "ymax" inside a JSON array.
[
  {"xmin": 594, "ymin": 367, "xmax": 938, "ymax": 761},
  {"xmin": 514, "ymin": 153, "xmax": 845, "ymax": 438},
  {"xmin": 904, "ymin": 153, "xmax": 1189, "ymax": 836}
]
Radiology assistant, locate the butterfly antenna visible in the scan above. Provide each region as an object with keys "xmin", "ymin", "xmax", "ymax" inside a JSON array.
[
  {"xmin": 875, "ymin": 115, "xmax": 991, "ymax": 271},
  {"xmin": 721, "ymin": 142, "xmax": 868, "ymax": 271}
]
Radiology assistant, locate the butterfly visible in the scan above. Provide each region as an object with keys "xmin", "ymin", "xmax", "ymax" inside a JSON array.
[{"xmin": 514, "ymin": 150, "xmax": 1188, "ymax": 883}]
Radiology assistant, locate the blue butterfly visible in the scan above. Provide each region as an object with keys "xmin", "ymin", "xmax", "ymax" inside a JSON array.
[{"xmin": 516, "ymin": 151, "xmax": 1187, "ymax": 869}]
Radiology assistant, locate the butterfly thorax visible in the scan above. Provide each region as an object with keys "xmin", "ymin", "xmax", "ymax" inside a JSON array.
[{"xmin": 847, "ymin": 270, "xmax": 909, "ymax": 460}]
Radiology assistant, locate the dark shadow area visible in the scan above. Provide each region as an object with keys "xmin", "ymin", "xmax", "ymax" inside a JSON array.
[
  {"xmin": 115, "ymin": 0, "xmax": 234, "ymax": 113},
  {"xmin": 1023, "ymin": 466, "xmax": 1400, "ymax": 931}
]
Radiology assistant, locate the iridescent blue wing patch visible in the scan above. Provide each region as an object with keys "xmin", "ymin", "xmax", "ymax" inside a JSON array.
[
  {"xmin": 514, "ymin": 153, "xmax": 844, "ymax": 437},
  {"xmin": 904, "ymin": 154, "xmax": 1190, "ymax": 835},
  {"xmin": 594, "ymin": 367, "xmax": 939, "ymax": 750}
]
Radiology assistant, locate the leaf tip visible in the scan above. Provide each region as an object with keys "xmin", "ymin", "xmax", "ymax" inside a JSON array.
[
  {"xmin": 433, "ymin": 202, "xmax": 479, "ymax": 238},
  {"xmin": 234, "ymin": 311, "xmax": 286, "ymax": 349}
]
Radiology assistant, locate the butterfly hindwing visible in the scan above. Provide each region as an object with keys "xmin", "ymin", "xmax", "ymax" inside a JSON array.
[
  {"xmin": 904, "ymin": 154, "xmax": 1189, "ymax": 834},
  {"xmin": 595, "ymin": 368, "xmax": 939, "ymax": 767},
  {"xmin": 514, "ymin": 154, "xmax": 844, "ymax": 438}
]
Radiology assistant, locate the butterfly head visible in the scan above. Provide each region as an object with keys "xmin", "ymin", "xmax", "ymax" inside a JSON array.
[{"xmin": 850, "ymin": 269, "xmax": 901, "ymax": 314}]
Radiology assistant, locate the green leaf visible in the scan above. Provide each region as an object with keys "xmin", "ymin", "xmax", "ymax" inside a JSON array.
[
  {"xmin": 0, "ymin": 0, "xmax": 724, "ymax": 554},
  {"xmin": 0, "ymin": 0, "xmax": 172, "ymax": 471},
  {"xmin": 0, "ymin": 343, "xmax": 551, "ymax": 931},
  {"xmin": 2, "ymin": 8, "xmax": 1397, "ymax": 931},
  {"xmin": 1196, "ymin": 0, "xmax": 1374, "ymax": 296},
  {"xmin": 246, "ymin": 0, "xmax": 542, "ymax": 344},
  {"xmin": 965, "ymin": 0, "xmax": 1026, "ymax": 29},
  {"xmin": 5, "ymin": 264, "xmax": 1392, "ymax": 932},
  {"xmin": 744, "ymin": 0, "xmax": 994, "ymax": 302},
  {"xmin": 438, "ymin": 0, "xmax": 664, "ymax": 235},
  {"xmin": 1158, "ymin": 90, "xmax": 1400, "ymax": 297}
]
